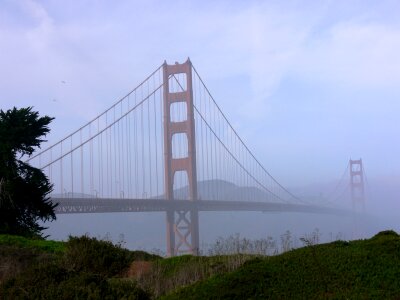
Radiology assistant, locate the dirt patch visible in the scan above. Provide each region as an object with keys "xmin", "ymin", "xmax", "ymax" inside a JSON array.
[{"xmin": 126, "ymin": 261, "xmax": 153, "ymax": 279}]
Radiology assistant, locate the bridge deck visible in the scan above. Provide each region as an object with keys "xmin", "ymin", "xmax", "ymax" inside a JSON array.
[{"xmin": 52, "ymin": 197, "xmax": 348, "ymax": 215}]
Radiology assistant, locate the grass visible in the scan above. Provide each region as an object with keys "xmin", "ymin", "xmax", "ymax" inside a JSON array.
[
  {"xmin": 0, "ymin": 234, "xmax": 65, "ymax": 254},
  {"xmin": 135, "ymin": 253, "xmax": 254, "ymax": 297},
  {"xmin": 161, "ymin": 230, "xmax": 400, "ymax": 299}
]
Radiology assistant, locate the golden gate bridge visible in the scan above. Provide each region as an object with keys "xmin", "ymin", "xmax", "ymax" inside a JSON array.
[{"xmin": 27, "ymin": 59, "xmax": 366, "ymax": 256}]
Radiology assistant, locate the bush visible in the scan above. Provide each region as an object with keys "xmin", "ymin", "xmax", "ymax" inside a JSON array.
[
  {"xmin": 372, "ymin": 230, "xmax": 399, "ymax": 239},
  {"xmin": 1, "ymin": 264, "xmax": 150, "ymax": 300},
  {"xmin": 63, "ymin": 235, "xmax": 132, "ymax": 277},
  {"xmin": 0, "ymin": 244, "xmax": 59, "ymax": 284}
]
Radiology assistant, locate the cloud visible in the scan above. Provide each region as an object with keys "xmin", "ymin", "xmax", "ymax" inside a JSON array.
[
  {"xmin": 1, "ymin": 1, "xmax": 315, "ymax": 120},
  {"xmin": 295, "ymin": 21, "xmax": 400, "ymax": 89},
  {"xmin": 1, "ymin": 1, "xmax": 400, "ymax": 151}
]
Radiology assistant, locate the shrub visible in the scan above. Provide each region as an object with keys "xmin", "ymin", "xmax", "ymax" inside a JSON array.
[
  {"xmin": 1, "ymin": 264, "xmax": 150, "ymax": 300},
  {"xmin": 372, "ymin": 230, "xmax": 399, "ymax": 239},
  {"xmin": 0, "ymin": 244, "xmax": 58, "ymax": 284},
  {"xmin": 63, "ymin": 235, "xmax": 132, "ymax": 277}
]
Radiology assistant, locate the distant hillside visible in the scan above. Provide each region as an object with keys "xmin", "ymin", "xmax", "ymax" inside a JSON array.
[
  {"xmin": 50, "ymin": 180, "xmax": 269, "ymax": 202},
  {"xmin": 51, "ymin": 192, "xmax": 96, "ymax": 198},
  {"xmin": 173, "ymin": 179, "xmax": 275, "ymax": 202}
]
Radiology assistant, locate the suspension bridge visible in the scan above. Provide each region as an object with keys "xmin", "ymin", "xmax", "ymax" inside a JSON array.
[{"xmin": 27, "ymin": 59, "xmax": 365, "ymax": 256}]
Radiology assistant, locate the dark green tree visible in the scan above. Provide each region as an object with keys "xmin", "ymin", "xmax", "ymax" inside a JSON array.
[{"xmin": 0, "ymin": 107, "xmax": 56, "ymax": 236}]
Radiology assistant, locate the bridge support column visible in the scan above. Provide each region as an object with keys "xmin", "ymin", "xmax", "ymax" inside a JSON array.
[
  {"xmin": 349, "ymin": 159, "xmax": 365, "ymax": 211},
  {"xmin": 163, "ymin": 59, "xmax": 199, "ymax": 256},
  {"xmin": 349, "ymin": 158, "xmax": 365, "ymax": 238}
]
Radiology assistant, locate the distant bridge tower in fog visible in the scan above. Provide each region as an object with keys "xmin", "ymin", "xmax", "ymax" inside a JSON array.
[{"xmin": 349, "ymin": 159, "xmax": 365, "ymax": 212}]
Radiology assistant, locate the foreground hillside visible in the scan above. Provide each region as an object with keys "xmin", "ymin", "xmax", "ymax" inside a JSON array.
[
  {"xmin": 162, "ymin": 231, "xmax": 400, "ymax": 299},
  {"xmin": 0, "ymin": 234, "xmax": 157, "ymax": 299},
  {"xmin": 1, "ymin": 231, "xmax": 399, "ymax": 299}
]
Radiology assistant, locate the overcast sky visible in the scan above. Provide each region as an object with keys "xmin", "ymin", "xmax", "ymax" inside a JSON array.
[{"xmin": 1, "ymin": 0, "xmax": 400, "ymax": 188}]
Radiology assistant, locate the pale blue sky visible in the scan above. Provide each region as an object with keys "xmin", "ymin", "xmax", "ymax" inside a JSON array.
[{"xmin": 1, "ymin": 0, "xmax": 400, "ymax": 188}]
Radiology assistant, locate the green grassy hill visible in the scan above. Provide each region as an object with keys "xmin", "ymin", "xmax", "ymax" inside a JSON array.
[
  {"xmin": 162, "ymin": 231, "xmax": 400, "ymax": 299},
  {"xmin": 1, "ymin": 231, "xmax": 399, "ymax": 299}
]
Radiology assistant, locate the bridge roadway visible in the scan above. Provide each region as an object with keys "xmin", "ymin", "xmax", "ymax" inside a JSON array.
[{"xmin": 52, "ymin": 197, "xmax": 348, "ymax": 215}]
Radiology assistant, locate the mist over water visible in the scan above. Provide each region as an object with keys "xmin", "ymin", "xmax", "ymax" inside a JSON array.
[
  {"xmin": 43, "ymin": 176, "xmax": 400, "ymax": 253},
  {"xmin": 43, "ymin": 209, "xmax": 395, "ymax": 254}
]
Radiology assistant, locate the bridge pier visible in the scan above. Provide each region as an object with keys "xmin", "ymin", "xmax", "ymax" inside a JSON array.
[
  {"xmin": 163, "ymin": 59, "xmax": 199, "ymax": 256},
  {"xmin": 349, "ymin": 159, "xmax": 365, "ymax": 238},
  {"xmin": 349, "ymin": 159, "xmax": 365, "ymax": 212}
]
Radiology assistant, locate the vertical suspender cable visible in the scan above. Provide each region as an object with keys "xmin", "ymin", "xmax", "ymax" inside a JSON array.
[
  {"xmin": 204, "ymin": 84, "xmax": 210, "ymax": 198},
  {"xmin": 80, "ymin": 129, "xmax": 83, "ymax": 195},
  {"xmin": 106, "ymin": 115, "xmax": 109, "ymax": 197},
  {"xmin": 70, "ymin": 137, "xmax": 74, "ymax": 196},
  {"xmin": 208, "ymin": 94, "xmax": 213, "ymax": 198},
  {"xmin": 118, "ymin": 106, "xmax": 122, "ymax": 197},
  {"xmin": 113, "ymin": 108, "xmax": 117, "ymax": 197},
  {"xmin": 99, "ymin": 118, "xmax": 102, "ymax": 197},
  {"xmin": 134, "ymin": 92, "xmax": 138, "ymax": 198},
  {"xmin": 127, "ymin": 95, "xmax": 131, "ymax": 198},
  {"xmin": 60, "ymin": 142, "xmax": 63, "ymax": 196},
  {"xmin": 141, "ymin": 86, "xmax": 145, "ymax": 197},
  {"xmin": 49, "ymin": 149, "xmax": 52, "ymax": 193},
  {"xmin": 147, "ymin": 78, "xmax": 152, "ymax": 198},
  {"xmin": 153, "ymin": 74, "xmax": 159, "ymax": 197},
  {"xmin": 97, "ymin": 119, "xmax": 103, "ymax": 196},
  {"xmin": 157, "ymin": 76, "xmax": 165, "ymax": 193},
  {"xmin": 89, "ymin": 124, "xmax": 93, "ymax": 196},
  {"xmin": 212, "ymin": 96, "xmax": 218, "ymax": 200}
]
